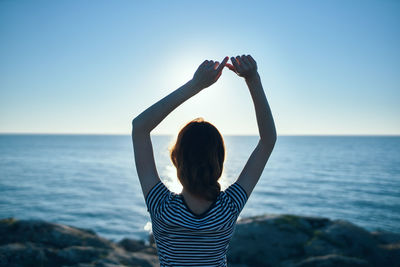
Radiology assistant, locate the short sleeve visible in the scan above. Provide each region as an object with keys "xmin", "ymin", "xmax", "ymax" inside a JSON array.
[
  {"xmin": 145, "ymin": 181, "xmax": 170, "ymax": 217},
  {"xmin": 224, "ymin": 182, "xmax": 248, "ymax": 215}
]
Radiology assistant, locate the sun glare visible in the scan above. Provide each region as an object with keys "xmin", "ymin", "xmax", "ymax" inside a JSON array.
[
  {"xmin": 164, "ymin": 165, "xmax": 183, "ymax": 193},
  {"xmin": 162, "ymin": 163, "xmax": 230, "ymax": 194}
]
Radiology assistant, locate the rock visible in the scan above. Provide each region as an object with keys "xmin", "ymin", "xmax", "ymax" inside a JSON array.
[
  {"xmin": 57, "ymin": 246, "xmax": 108, "ymax": 265},
  {"xmin": 290, "ymin": 254, "xmax": 370, "ymax": 267},
  {"xmin": 118, "ymin": 238, "xmax": 147, "ymax": 252},
  {"xmin": 228, "ymin": 214, "xmax": 400, "ymax": 267},
  {"xmin": 0, "ymin": 218, "xmax": 112, "ymax": 249},
  {"xmin": 0, "ymin": 218, "xmax": 158, "ymax": 267},
  {"xmin": 0, "ymin": 243, "xmax": 48, "ymax": 267},
  {"xmin": 372, "ymin": 230, "xmax": 400, "ymax": 244},
  {"xmin": 227, "ymin": 215, "xmax": 310, "ymax": 266},
  {"xmin": 1, "ymin": 215, "xmax": 399, "ymax": 267},
  {"xmin": 304, "ymin": 238, "xmax": 340, "ymax": 256}
]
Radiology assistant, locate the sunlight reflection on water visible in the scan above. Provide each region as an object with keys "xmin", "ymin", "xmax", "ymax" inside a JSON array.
[{"xmin": 1, "ymin": 135, "xmax": 399, "ymax": 241}]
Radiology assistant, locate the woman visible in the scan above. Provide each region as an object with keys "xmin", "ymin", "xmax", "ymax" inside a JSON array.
[{"xmin": 132, "ymin": 55, "xmax": 276, "ymax": 266}]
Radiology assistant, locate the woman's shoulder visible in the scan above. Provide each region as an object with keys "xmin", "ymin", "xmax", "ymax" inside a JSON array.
[
  {"xmin": 224, "ymin": 182, "xmax": 248, "ymax": 198},
  {"xmin": 220, "ymin": 182, "xmax": 248, "ymax": 214}
]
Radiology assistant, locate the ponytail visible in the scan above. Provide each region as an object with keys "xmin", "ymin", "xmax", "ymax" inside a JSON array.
[{"xmin": 170, "ymin": 118, "xmax": 225, "ymax": 201}]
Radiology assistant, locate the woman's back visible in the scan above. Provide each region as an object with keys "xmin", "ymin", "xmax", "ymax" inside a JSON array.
[
  {"xmin": 132, "ymin": 55, "xmax": 276, "ymax": 265},
  {"xmin": 146, "ymin": 181, "xmax": 248, "ymax": 266}
]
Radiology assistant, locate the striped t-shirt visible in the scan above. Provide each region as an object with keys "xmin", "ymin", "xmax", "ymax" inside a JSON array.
[{"xmin": 146, "ymin": 181, "xmax": 248, "ymax": 266}]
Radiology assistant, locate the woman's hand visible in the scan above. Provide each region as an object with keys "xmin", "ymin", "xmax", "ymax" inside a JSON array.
[
  {"xmin": 226, "ymin": 55, "xmax": 258, "ymax": 80},
  {"xmin": 191, "ymin": 56, "xmax": 229, "ymax": 90}
]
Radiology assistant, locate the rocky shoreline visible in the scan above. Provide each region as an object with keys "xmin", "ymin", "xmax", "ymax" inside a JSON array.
[{"xmin": 1, "ymin": 215, "xmax": 399, "ymax": 266}]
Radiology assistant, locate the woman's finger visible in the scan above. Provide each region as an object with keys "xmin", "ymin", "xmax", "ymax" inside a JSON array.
[
  {"xmin": 235, "ymin": 56, "xmax": 241, "ymax": 65},
  {"xmin": 225, "ymin": 63, "xmax": 235, "ymax": 71},
  {"xmin": 207, "ymin": 60, "xmax": 215, "ymax": 69},
  {"xmin": 241, "ymin": 55, "xmax": 251, "ymax": 68},
  {"xmin": 231, "ymin": 56, "xmax": 240, "ymax": 70},
  {"xmin": 213, "ymin": 61, "xmax": 219, "ymax": 70},
  {"xmin": 201, "ymin": 60, "xmax": 209, "ymax": 66},
  {"xmin": 216, "ymin": 56, "xmax": 229, "ymax": 73},
  {"xmin": 247, "ymin": 55, "xmax": 257, "ymax": 67}
]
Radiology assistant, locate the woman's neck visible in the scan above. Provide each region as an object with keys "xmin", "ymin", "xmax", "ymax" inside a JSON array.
[{"xmin": 181, "ymin": 188, "xmax": 214, "ymax": 215}]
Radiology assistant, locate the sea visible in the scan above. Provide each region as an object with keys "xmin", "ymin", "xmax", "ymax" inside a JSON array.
[{"xmin": 1, "ymin": 134, "xmax": 399, "ymax": 242}]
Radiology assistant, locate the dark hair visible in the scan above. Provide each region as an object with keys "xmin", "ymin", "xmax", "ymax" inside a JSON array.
[{"xmin": 170, "ymin": 118, "xmax": 225, "ymax": 201}]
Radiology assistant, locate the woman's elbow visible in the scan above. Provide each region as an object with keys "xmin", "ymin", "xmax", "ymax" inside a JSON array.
[
  {"xmin": 272, "ymin": 132, "xmax": 277, "ymax": 145},
  {"xmin": 131, "ymin": 118, "xmax": 149, "ymax": 140},
  {"xmin": 260, "ymin": 134, "xmax": 277, "ymax": 151},
  {"xmin": 268, "ymin": 138, "xmax": 277, "ymax": 151},
  {"xmin": 131, "ymin": 118, "xmax": 142, "ymax": 138},
  {"xmin": 131, "ymin": 118, "xmax": 137, "ymax": 131}
]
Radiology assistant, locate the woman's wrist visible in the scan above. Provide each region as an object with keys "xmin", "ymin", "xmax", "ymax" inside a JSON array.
[
  {"xmin": 188, "ymin": 79, "xmax": 206, "ymax": 93},
  {"xmin": 244, "ymin": 72, "xmax": 260, "ymax": 83}
]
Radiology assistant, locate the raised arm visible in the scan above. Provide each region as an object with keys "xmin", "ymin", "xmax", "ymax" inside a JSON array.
[
  {"xmin": 132, "ymin": 57, "xmax": 228, "ymax": 198},
  {"xmin": 227, "ymin": 55, "xmax": 277, "ymax": 197}
]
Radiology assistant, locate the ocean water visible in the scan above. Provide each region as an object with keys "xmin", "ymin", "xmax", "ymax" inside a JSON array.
[{"xmin": 0, "ymin": 134, "xmax": 399, "ymax": 241}]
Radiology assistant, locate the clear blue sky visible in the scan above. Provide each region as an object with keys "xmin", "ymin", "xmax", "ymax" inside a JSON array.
[{"xmin": 1, "ymin": 0, "xmax": 399, "ymax": 135}]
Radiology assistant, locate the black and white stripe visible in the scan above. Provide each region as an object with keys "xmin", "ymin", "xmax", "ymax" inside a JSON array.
[{"xmin": 145, "ymin": 181, "xmax": 248, "ymax": 266}]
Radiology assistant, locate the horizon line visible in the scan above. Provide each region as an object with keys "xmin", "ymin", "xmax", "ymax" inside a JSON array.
[{"xmin": 0, "ymin": 132, "xmax": 399, "ymax": 137}]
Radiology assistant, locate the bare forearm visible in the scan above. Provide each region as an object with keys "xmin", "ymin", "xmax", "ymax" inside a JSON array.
[
  {"xmin": 132, "ymin": 80, "xmax": 200, "ymax": 134},
  {"xmin": 246, "ymin": 73, "xmax": 277, "ymax": 146},
  {"xmin": 132, "ymin": 57, "xmax": 229, "ymax": 135}
]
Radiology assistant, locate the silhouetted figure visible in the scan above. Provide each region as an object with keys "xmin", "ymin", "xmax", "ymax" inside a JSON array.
[{"xmin": 132, "ymin": 55, "xmax": 276, "ymax": 266}]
